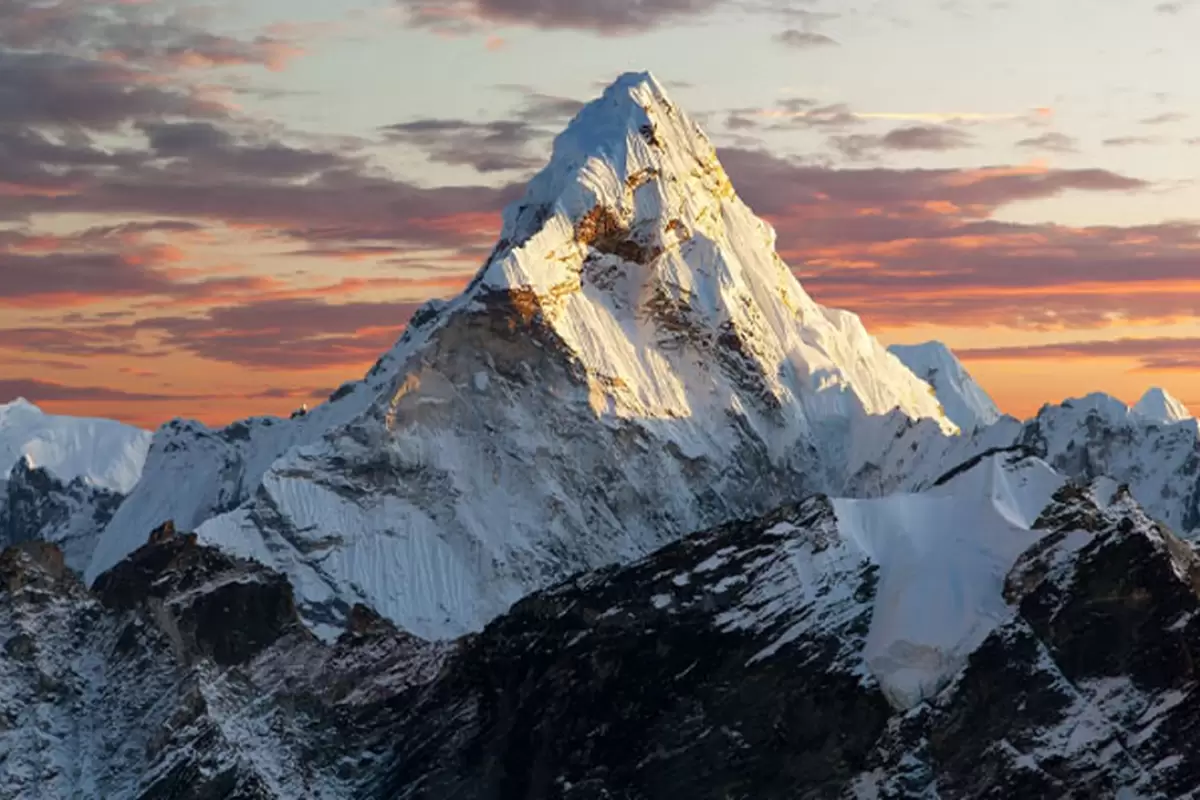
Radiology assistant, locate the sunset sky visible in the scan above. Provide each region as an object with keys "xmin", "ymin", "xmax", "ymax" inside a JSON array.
[{"xmin": 4, "ymin": 0, "xmax": 1200, "ymax": 429}]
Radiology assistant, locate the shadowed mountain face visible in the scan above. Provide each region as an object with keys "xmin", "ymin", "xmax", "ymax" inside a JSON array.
[
  {"xmin": 0, "ymin": 456, "xmax": 125, "ymax": 571},
  {"xmin": 4, "ymin": 456, "xmax": 1200, "ymax": 798}
]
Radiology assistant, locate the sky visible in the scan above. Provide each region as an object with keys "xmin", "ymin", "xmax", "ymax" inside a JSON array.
[{"xmin": 4, "ymin": 0, "xmax": 1200, "ymax": 429}]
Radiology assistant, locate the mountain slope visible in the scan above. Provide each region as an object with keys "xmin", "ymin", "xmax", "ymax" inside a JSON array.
[
  {"xmin": 0, "ymin": 400, "xmax": 151, "ymax": 568},
  {"xmin": 858, "ymin": 350, "xmax": 1200, "ymax": 541},
  {"xmin": 1134, "ymin": 386, "xmax": 1193, "ymax": 424},
  {"xmin": 88, "ymin": 71, "xmax": 954, "ymax": 639},
  {"xmin": 383, "ymin": 459, "xmax": 1200, "ymax": 798},
  {"xmin": 0, "ymin": 399, "xmax": 150, "ymax": 493},
  {"xmin": 889, "ymin": 341, "xmax": 1003, "ymax": 432},
  {"xmin": 0, "ymin": 457, "xmax": 124, "ymax": 570},
  {"xmin": 0, "ymin": 530, "xmax": 451, "ymax": 799},
  {"xmin": 1019, "ymin": 393, "xmax": 1200, "ymax": 537},
  {"xmin": 9, "ymin": 454, "xmax": 1200, "ymax": 797}
]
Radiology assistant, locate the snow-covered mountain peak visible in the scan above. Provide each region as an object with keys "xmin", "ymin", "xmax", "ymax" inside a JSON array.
[
  {"xmin": 479, "ymin": 69, "xmax": 738, "ymax": 296},
  {"xmin": 90, "ymin": 72, "xmax": 956, "ymax": 639},
  {"xmin": 0, "ymin": 399, "xmax": 151, "ymax": 493},
  {"xmin": 453, "ymin": 71, "xmax": 954, "ymax": 435},
  {"xmin": 889, "ymin": 341, "xmax": 1003, "ymax": 432},
  {"xmin": 1133, "ymin": 386, "xmax": 1192, "ymax": 424}
]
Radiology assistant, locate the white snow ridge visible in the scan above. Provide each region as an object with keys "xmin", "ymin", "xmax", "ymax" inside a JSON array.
[
  {"xmin": 890, "ymin": 341, "xmax": 1003, "ymax": 432},
  {"xmin": 1133, "ymin": 387, "xmax": 1192, "ymax": 425},
  {"xmin": 86, "ymin": 71, "xmax": 957, "ymax": 639},
  {"xmin": 0, "ymin": 398, "xmax": 150, "ymax": 493},
  {"xmin": 833, "ymin": 454, "xmax": 1064, "ymax": 708}
]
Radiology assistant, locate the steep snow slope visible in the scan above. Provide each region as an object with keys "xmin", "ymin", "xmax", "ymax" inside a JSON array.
[
  {"xmin": 0, "ymin": 398, "xmax": 150, "ymax": 492},
  {"xmin": 0, "ymin": 400, "xmax": 150, "ymax": 566},
  {"xmin": 388, "ymin": 461, "xmax": 1200, "ymax": 798},
  {"xmin": 1133, "ymin": 386, "xmax": 1193, "ymax": 424},
  {"xmin": 88, "ymin": 379, "xmax": 396, "ymax": 586},
  {"xmin": 833, "ymin": 454, "xmax": 1064, "ymax": 707},
  {"xmin": 89, "ymin": 71, "xmax": 954, "ymax": 637},
  {"xmin": 889, "ymin": 341, "xmax": 1002, "ymax": 431}
]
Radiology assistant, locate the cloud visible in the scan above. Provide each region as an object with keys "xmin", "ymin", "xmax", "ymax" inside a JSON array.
[
  {"xmin": 107, "ymin": 33, "xmax": 304, "ymax": 72},
  {"xmin": 774, "ymin": 29, "xmax": 839, "ymax": 48},
  {"xmin": 958, "ymin": 337, "xmax": 1200, "ymax": 372},
  {"xmin": 510, "ymin": 91, "xmax": 585, "ymax": 124},
  {"xmin": 1103, "ymin": 136, "xmax": 1162, "ymax": 147},
  {"xmin": 713, "ymin": 147, "xmax": 1192, "ymax": 328},
  {"xmin": 397, "ymin": 0, "xmax": 724, "ymax": 34},
  {"xmin": 136, "ymin": 298, "xmax": 426, "ymax": 369},
  {"xmin": 137, "ymin": 120, "xmax": 354, "ymax": 178},
  {"xmin": 720, "ymin": 148, "xmax": 1145, "ymax": 218},
  {"xmin": 0, "ymin": 378, "xmax": 200, "ymax": 403},
  {"xmin": 0, "ymin": 51, "xmax": 227, "ymax": 130},
  {"xmin": 832, "ymin": 125, "xmax": 974, "ymax": 159},
  {"xmin": 1141, "ymin": 111, "xmax": 1188, "ymax": 125},
  {"xmin": 1015, "ymin": 132, "xmax": 1078, "ymax": 153},
  {"xmin": 881, "ymin": 126, "xmax": 973, "ymax": 150},
  {"xmin": 0, "ymin": 0, "xmax": 307, "ymax": 72},
  {"xmin": 381, "ymin": 118, "xmax": 547, "ymax": 173},
  {"xmin": 774, "ymin": 103, "xmax": 862, "ymax": 129}
]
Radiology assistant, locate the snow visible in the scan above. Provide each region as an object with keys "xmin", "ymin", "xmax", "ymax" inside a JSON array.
[
  {"xmin": 1133, "ymin": 387, "xmax": 1193, "ymax": 425},
  {"xmin": 889, "ymin": 341, "xmax": 1003, "ymax": 432},
  {"xmin": 0, "ymin": 398, "xmax": 150, "ymax": 493},
  {"xmin": 477, "ymin": 71, "xmax": 955, "ymax": 441},
  {"xmin": 86, "ymin": 373, "xmax": 385, "ymax": 584},
  {"xmin": 832, "ymin": 454, "xmax": 1065, "ymax": 708},
  {"xmin": 1026, "ymin": 392, "xmax": 1200, "ymax": 536},
  {"xmin": 84, "ymin": 70, "xmax": 960, "ymax": 634}
]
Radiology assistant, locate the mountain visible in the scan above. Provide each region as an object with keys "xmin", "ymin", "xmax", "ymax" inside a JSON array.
[
  {"xmin": 87, "ymin": 71, "xmax": 954, "ymax": 639},
  {"xmin": 889, "ymin": 341, "xmax": 1004, "ymax": 432},
  {"xmin": 0, "ymin": 400, "xmax": 151, "ymax": 570},
  {"xmin": 0, "ymin": 399, "xmax": 149, "ymax": 492},
  {"xmin": 0, "ymin": 526, "xmax": 453, "ymax": 799},
  {"xmin": 847, "ymin": 361, "xmax": 1200, "ymax": 541},
  {"xmin": 1, "ymin": 456, "xmax": 125, "ymax": 570},
  {"xmin": 1134, "ymin": 386, "xmax": 1193, "ymax": 425},
  {"xmin": 1019, "ymin": 392, "xmax": 1200, "ymax": 538},
  {"xmin": 389, "ymin": 458, "xmax": 1200, "ymax": 798},
  {"xmin": 9, "ymin": 453, "xmax": 1200, "ymax": 797}
]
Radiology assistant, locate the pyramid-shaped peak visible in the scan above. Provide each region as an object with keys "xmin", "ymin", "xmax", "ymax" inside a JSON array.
[
  {"xmin": 1133, "ymin": 387, "xmax": 1192, "ymax": 424},
  {"xmin": 478, "ymin": 70, "xmax": 741, "ymax": 296}
]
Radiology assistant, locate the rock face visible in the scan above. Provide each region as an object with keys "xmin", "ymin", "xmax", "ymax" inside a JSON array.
[
  {"xmin": 0, "ymin": 456, "xmax": 124, "ymax": 571},
  {"xmin": 88, "ymin": 71, "xmax": 954, "ymax": 641},
  {"xmin": 0, "ymin": 400, "xmax": 150, "ymax": 569},
  {"xmin": 5, "ymin": 456, "xmax": 1200, "ymax": 797},
  {"xmin": 0, "ymin": 529, "xmax": 453, "ymax": 799},
  {"xmin": 376, "ymin": 459, "xmax": 1200, "ymax": 798}
]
